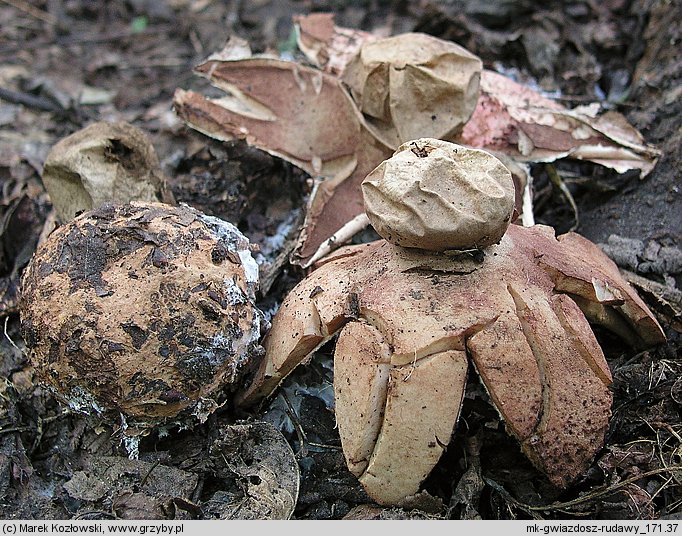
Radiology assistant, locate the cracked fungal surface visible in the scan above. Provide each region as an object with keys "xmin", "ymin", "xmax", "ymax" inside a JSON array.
[
  {"xmin": 237, "ymin": 223, "xmax": 665, "ymax": 505},
  {"xmin": 20, "ymin": 202, "xmax": 264, "ymax": 429}
]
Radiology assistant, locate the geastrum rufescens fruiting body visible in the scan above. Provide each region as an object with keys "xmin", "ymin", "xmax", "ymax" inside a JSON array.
[
  {"xmin": 20, "ymin": 202, "xmax": 264, "ymax": 430},
  {"xmin": 237, "ymin": 139, "xmax": 665, "ymax": 506}
]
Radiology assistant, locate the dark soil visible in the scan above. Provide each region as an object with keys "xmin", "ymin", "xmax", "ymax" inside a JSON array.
[{"xmin": 0, "ymin": 0, "xmax": 680, "ymax": 521}]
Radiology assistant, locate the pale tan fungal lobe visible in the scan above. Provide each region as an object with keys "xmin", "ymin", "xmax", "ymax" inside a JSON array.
[
  {"xmin": 20, "ymin": 202, "xmax": 263, "ymax": 428},
  {"xmin": 42, "ymin": 122, "xmax": 174, "ymax": 223},
  {"xmin": 342, "ymin": 33, "xmax": 482, "ymax": 148},
  {"xmin": 362, "ymin": 138, "xmax": 515, "ymax": 251}
]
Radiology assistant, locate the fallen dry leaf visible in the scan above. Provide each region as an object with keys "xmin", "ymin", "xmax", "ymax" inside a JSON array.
[
  {"xmin": 204, "ymin": 422, "xmax": 300, "ymax": 520},
  {"xmin": 64, "ymin": 456, "xmax": 198, "ymax": 520}
]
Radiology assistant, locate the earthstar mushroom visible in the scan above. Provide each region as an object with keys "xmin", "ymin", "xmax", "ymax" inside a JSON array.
[
  {"xmin": 20, "ymin": 202, "xmax": 265, "ymax": 429},
  {"xmin": 237, "ymin": 141, "xmax": 665, "ymax": 506}
]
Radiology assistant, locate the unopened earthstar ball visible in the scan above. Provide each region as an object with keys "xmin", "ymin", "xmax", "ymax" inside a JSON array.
[
  {"xmin": 362, "ymin": 138, "xmax": 515, "ymax": 251},
  {"xmin": 19, "ymin": 202, "xmax": 264, "ymax": 428}
]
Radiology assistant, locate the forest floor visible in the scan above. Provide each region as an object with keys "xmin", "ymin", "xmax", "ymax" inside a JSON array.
[{"xmin": 0, "ymin": 0, "xmax": 680, "ymax": 521}]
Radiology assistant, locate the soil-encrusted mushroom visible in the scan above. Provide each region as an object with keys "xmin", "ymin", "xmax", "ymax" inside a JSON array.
[
  {"xmin": 362, "ymin": 138, "xmax": 515, "ymax": 250},
  {"xmin": 20, "ymin": 202, "xmax": 264, "ymax": 431}
]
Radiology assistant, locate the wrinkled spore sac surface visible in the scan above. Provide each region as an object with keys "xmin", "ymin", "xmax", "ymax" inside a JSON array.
[{"xmin": 20, "ymin": 202, "xmax": 263, "ymax": 424}]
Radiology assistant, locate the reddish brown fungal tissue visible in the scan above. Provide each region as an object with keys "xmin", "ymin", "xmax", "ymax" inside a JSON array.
[{"xmin": 237, "ymin": 222, "xmax": 665, "ymax": 506}]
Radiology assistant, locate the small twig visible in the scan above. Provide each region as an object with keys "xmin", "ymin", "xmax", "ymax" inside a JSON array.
[
  {"xmin": 116, "ymin": 59, "xmax": 194, "ymax": 71},
  {"xmin": 545, "ymin": 163, "xmax": 579, "ymax": 232},
  {"xmin": 140, "ymin": 460, "xmax": 161, "ymax": 488},
  {"xmin": 280, "ymin": 391, "xmax": 308, "ymax": 457},
  {"xmin": 530, "ymin": 466, "xmax": 682, "ymax": 512},
  {"xmin": 0, "ymin": 0, "xmax": 57, "ymax": 24},
  {"xmin": 306, "ymin": 441, "xmax": 342, "ymax": 451},
  {"xmin": 554, "ymin": 95, "xmax": 636, "ymax": 109},
  {"xmin": 0, "ymin": 425, "xmax": 31, "ymax": 436},
  {"xmin": 190, "ymin": 478, "xmax": 204, "ymax": 503},
  {"xmin": 0, "ymin": 87, "xmax": 62, "ymax": 113},
  {"xmin": 483, "ymin": 477, "xmax": 545, "ymax": 520},
  {"xmin": 666, "ymin": 496, "xmax": 682, "ymax": 514},
  {"xmin": 30, "ymin": 409, "xmax": 72, "ymax": 454},
  {"xmin": 403, "ymin": 349, "xmax": 418, "ymax": 382},
  {"xmin": 0, "ymin": 27, "xmax": 168, "ymax": 56},
  {"xmin": 644, "ymin": 475, "xmax": 673, "ymax": 510},
  {"xmin": 36, "ymin": 209, "xmax": 58, "ymax": 248},
  {"xmin": 521, "ymin": 178, "xmax": 536, "ymax": 227},
  {"xmin": 652, "ymin": 423, "xmax": 682, "ymax": 486},
  {"xmin": 189, "ymin": 28, "xmax": 204, "ymax": 55},
  {"xmin": 74, "ymin": 510, "xmax": 118, "ymax": 520},
  {"xmin": 487, "ymin": 465, "xmax": 682, "ymax": 517},
  {"xmin": 304, "ymin": 212, "xmax": 370, "ymax": 268}
]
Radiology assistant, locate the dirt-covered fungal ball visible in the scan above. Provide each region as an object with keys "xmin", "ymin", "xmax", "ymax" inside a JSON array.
[
  {"xmin": 19, "ymin": 202, "xmax": 264, "ymax": 429},
  {"xmin": 362, "ymin": 138, "xmax": 515, "ymax": 251}
]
